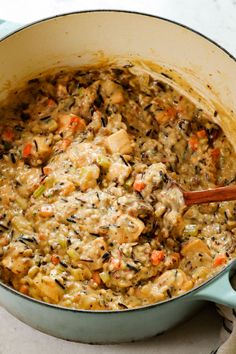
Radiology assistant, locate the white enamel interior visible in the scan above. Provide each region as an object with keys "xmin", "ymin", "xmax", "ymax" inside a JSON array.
[{"xmin": 0, "ymin": 11, "xmax": 235, "ymax": 140}]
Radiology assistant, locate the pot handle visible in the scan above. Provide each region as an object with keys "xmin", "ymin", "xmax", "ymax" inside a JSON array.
[{"xmin": 193, "ymin": 261, "xmax": 236, "ymax": 308}]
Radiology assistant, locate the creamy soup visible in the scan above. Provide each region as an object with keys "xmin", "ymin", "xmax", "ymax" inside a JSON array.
[{"xmin": 0, "ymin": 64, "xmax": 235, "ymax": 310}]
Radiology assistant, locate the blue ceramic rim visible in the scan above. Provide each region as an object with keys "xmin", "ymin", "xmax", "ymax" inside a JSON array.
[{"xmin": 0, "ymin": 9, "xmax": 235, "ymax": 314}]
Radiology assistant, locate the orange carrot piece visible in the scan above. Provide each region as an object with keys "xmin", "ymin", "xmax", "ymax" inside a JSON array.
[
  {"xmin": 69, "ymin": 116, "xmax": 86, "ymax": 132},
  {"xmin": 196, "ymin": 130, "xmax": 207, "ymax": 138},
  {"xmin": 151, "ymin": 250, "xmax": 165, "ymax": 266},
  {"xmin": 51, "ymin": 254, "xmax": 60, "ymax": 265},
  {"xmin": 133, "ymin": 180, "xmax": 146, "ymax": 192},
  {"xmin": 39, "ymin": 204, "xmax": 54, "ymax": 218},
  {"xmin": 43, "ymin": 166, "xmax": 52, "ymax": 175},
  {"xmin": 92, "ymin": 271, "xmax": 101, "ymax": 285},
  {"xmin": 19, "ymin": 285, "xmax": 29, "ymax": 295},
  {"xmin": 213, "ymin": 254, "xmax": 227, "ymax": 267},
  {"xmin": 47, "ymin": 98, "xmax": 56, "ymax": 107},
  {"xmin": 211, "ymin": 148, "xmax": 220, "ymax": 161},
  {"xmin": 188, "ymin": 135, "xmax": 198, "ymax": 151},
  {"xmin": 2, "ymin": 127, "xmax": 14, "ymax": 142},
  {"xmin": 22, "ymin": 143, "xmax": 32, "ymax": 158},
  {"xmin": 166, "ymin": 107, "xmax": 177, "ymax": 118}
]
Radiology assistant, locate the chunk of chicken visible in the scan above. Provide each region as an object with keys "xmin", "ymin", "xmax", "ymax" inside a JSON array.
[
  {"xmin": 181, "ymin": 238, "xmax": 211, "ymax": 257},
  {"xmin": 105, "ymin": 129, "xmax": 132, "ymax": 154},
  {"xmin": 106, "ymin": 161, "xmax": 131, "ymax": 185},
  {"xmin": 1, "ymin": 242, "xmax": 33, "ymax": 276},
  {"xmin": 100, "ymin": 79, "xmax": 124, "ymax": 104},
  {"xmin": 79, "ymin": 238, "xmax": 108, "ymax": 270},
  {"xmin": 32, "ymin": 274, "xmax": 64, "ymax": 303},
  {"xmin": 109, "ymin": 215, "xmax": 145, "ymax": 244}
]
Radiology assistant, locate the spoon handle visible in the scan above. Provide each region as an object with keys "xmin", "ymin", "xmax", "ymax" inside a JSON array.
[{"xmin": 183, "ymin": 185, "xmax": 236, "ymax": 206}]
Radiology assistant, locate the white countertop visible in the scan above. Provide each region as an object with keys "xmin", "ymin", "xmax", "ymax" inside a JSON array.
[{"xmin": 0, "ymin": 1, "xmax": 235, "ymax": 353}]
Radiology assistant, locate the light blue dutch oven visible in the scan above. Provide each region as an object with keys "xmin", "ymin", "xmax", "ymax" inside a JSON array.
[{"xmin": 0, "ymin": 10, "xmax": 236, "ymax": 344}]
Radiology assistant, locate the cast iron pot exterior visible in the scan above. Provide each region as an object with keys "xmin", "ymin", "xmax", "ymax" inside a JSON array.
[{"xmin": 0, "ymin": 11, "xmax": 236, "ymax": 343}]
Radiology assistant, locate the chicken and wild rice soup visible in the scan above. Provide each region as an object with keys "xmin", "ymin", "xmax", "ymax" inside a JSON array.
[{"xmin": 0, "ymin": 63, "xmax": 236, "ymax": 310}]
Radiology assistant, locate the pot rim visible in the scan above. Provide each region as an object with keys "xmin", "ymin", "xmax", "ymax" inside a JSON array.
[
  {"xmin": 0, "ymin": 9, "xmax": 235, "ymax": 315},
  {"xmin": 1, "ymin": 9, "xmax": 235, "ymax": 63}
]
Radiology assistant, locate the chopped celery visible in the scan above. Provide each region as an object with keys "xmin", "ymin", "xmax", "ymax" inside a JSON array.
[
  {"xmin": 99, "ymin": 271, "xmax": 110, "ymax": 284},
  {"xmin": 16, "ymin": 196, "xmax": 28, "ymax": 210},
  {"xmin": 67, "ymin": 248, "xmax": 79, "ymax": 260},
  {"xmin": 71, "ymin": 268, "xmax": 84, "ymax": 281},
  {"xmin": 33, "ymin": 185, "xmax": 45, "ymax": 198},
  {"xmin": 44, "ymin": 176, "xmax": 55, "ymax": 189},
  {"xmin": 44, "ymin": 119, "xmax": 58, "ymax": 132},
  {"xmin": 97, "ymin": 155, "xmax": 111, "ymax": 170},
  {"xmin": 183, "ymin": 224, "xmax": 199, "ymax": 237},
  {"xmin": 78, "ymin": 87, "xmax": 85, "ymax": 96},
  {"xmin": 58, "ymin": 236, "xmax": 67, "ymax": 249},
  {"xmin": 124, "ymin": 176, "xmax": 134, "ymax": 188}
]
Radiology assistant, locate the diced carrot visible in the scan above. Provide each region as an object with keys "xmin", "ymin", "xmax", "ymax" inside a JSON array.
[
  {"xmin": 39, "ymin": 233, "xmax": 47, "ymax": 241},
  {"xmin": 47, "ymin": 98, "xmax": 56, "ymax": 107},
  {"xmin": 61, "ymin": 138, "xmax": 72, "ymax": 151},
  {"xmin": 92, "ymin": 271, "xmax": 101, "ymax": 285},
  {"xmin": 188, "ymin": 135, "xmax": 198, "ymax": 151},
  {"xmin": 60, "ymin": 181, "xmax": 75, "ymax": 196},
  {"xmin": 166, "ymin": 107, "xmax": 178, "ymax": 118},
  {"xmin": 133, "ymin": 180, "xmax": 146, "ymax": 192},
  {"xmin": 19, "ymin": 285, "xmax": 29, "ymax": 295},
  {"xmin": 2, "ymin": 127, "xmax": 14, "ymax": 142},
  {"xmin": 39, "ymin": 204, "xmax": 54, "ymax": 218},
  {"xmin": 213, "ymin": 254, "xmax": 227, "ymax": 267},
  {"xmin": 151, "ymin": 250, "xmax": 165, "ymax": 266},
  {"xmin": 69, "ymin": 116, "xmax": 86, "ymax": 132},
  {"xmin": 196, "ymin": 130, "xmax": 207, "ymax": 138},
  {"xmin": 22, "ymin": 143, "xmax": 32, "ymax": 158},
  {"xmin": 51, "ymin": 254, "xmax": 60, "ymax": 265},
  {"xmin": 211, "ymin": 148, "xmax": 220, "ymax": 161},
  {"xmin": 43, "ymin": 166, "xmax": 52, "ymax": 175}
]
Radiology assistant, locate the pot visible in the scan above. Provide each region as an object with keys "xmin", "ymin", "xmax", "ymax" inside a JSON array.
[{"xmin": 0, "ymin": 10, "xmax": 236, "ymax": 344}]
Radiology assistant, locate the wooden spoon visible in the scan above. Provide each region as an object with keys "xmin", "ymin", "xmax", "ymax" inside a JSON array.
[{"xmin": 183, "ymin": 185, "xmax": 236, "ymax": 206}]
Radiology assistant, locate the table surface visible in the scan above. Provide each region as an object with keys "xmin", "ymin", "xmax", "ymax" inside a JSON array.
[{"xmin": 0, "ymin": 1, "xmax": 235, "ymax": 353}]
